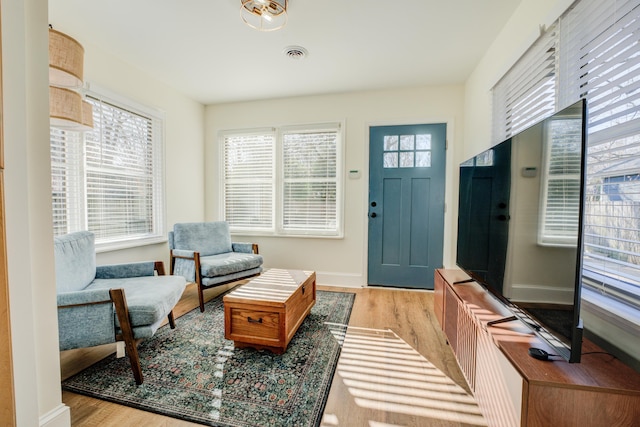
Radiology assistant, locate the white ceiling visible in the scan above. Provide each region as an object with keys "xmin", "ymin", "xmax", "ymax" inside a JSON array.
[{"xmin": 49, "ymin": 0, "xmax": 521, "ymax": 105}]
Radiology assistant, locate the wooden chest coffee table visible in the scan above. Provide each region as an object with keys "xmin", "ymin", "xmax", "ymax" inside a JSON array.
[{"xmin": 223, "ymin": 269, "xmax": 316, "ymax": 354}]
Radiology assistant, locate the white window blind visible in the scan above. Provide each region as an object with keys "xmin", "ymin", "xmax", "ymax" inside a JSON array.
[
  {"xmin": 558, "ymin": 0, "xmax": 640, "ymax": 317},
  {"xmin": 539, "ymin": 117, "xmax": 584, "ymax": 246},
  {"xmin": 84, "ymin": 96, "xmax": 163, "ymax": 242},
  {"xmin": 281, "ymin": 126, "xmax": 340, "ymax": 235},
  {"xmin": 50, "ymin": 128, "xmax": 84, "ymax": 236},
  {"xmin": 222, "ymin": 123, "xmax": 343, "ymax": 237},
  {"xmin": 493, "ymin": 0, "xmax": 640, "ymax": 330},
  {"xmin": 50, "ymin": 89, "xmax": 165, "ymax": 249},
  {"xmin": 492, "ymin": 23, "xmax": 559, "ymax": 143},
  {"xmin": 223, "ymin": 131, "xmax": 275, "ymax": 231}
]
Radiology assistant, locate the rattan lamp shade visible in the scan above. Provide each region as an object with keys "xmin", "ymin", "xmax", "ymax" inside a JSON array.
[
  {"xmin": 49, "ymin": 87, "xmax": 94, "ymax": 131},
  {"xmin": 50, "ymin": 86, "xmax": 83, "ymax": 129},
  {"xmin": 49, "ymin": 28, "xmax": 84, "ymax": 88},
  {"xmin": 81, "ymin": 100, "xmax": 94, "ymax": 129}
]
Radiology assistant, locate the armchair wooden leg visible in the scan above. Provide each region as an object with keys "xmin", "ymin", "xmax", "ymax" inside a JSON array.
[
  {"xmin": 110, "ymin": 288, "xmax": 143, "ymax": 385},
  {"xmin": 168, "ymin": 311, "xmax": 176, "ymax": 329},
  {"xmin": 194, "ymin": 252, "xmax": 206, "ymax": 312},
  {"xmin": 197, "ymin": 284, "xmax": 205, "ymax": 313}
]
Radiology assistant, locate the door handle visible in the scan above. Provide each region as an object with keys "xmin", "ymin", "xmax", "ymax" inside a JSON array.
[{"xmin": 370, "ymin": 212, "xmax": 377, "ymax": 218}]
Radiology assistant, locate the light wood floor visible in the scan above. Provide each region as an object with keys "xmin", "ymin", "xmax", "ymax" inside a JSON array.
[{"xmin": 61, "ymin": 281, "xmax": 483, "ymax": 427}]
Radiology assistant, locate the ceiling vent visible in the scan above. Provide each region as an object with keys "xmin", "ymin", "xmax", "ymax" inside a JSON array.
[{"xmin": 283, "ymin": 45, "xmax": 308, "ymax": 60}]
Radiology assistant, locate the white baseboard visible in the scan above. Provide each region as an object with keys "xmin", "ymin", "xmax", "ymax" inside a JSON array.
[
  {"xmin": 316, "ymin": 271, "xmax": 364, "ymax": 288},
  {"xmin": 40, "ymin": 404, "xmax": 70, "ymax": 427}
]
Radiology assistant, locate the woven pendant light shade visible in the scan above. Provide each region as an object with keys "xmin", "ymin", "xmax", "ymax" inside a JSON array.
[
  {"xmin": 81, "ymin": 100, "xmax": 94, "ymax": 129},
  {"xmin": 49, "ymin": 28, "xmax": 84, "ymax": 88},
  {"xmin": 50, "ymin": 86, "xmax": 83, "ymax": 128}
]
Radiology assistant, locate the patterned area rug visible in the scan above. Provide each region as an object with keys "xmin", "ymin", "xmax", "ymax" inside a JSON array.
[{"xmin": 62, "ymin": 290, "xmax": 355, "ymax": 426}]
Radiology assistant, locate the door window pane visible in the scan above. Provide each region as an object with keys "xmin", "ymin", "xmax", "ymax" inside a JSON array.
[
  {"xmin": 416, "ymin": 151, "xmax": 431, "ymax": 167},
  {"xmin": 400, "ymin": 152, "xmax": 414, "ymax": 168},
  {"xmin": 384, "ymin": 152, "xmax": 398, "ymax": 168},
  {"xmin": 416, "ymin": 134, "xmax": 432, "ymax": 150},
  {"xmin": 384, "ymin": 136, "xmax": 398, "ymax": 151},
  {"xmin": 400, "ymin": 135, "xmax": 415, "ymax": 151}
]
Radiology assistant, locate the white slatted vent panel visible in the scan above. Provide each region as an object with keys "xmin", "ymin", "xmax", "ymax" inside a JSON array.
[
  {"xmin": 474, "ymin": 324, "xmax": 521, "ymax": 427},
  {"xmin": 455, "ymin": 303, "xmax": 478, "ymax": 391}
]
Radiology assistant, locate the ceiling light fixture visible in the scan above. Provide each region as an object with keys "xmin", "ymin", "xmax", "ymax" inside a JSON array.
[{"xmin": 240, "ymin": 0, "xmax": 287, "ymax": 32}]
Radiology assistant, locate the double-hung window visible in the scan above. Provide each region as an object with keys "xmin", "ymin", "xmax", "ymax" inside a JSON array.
[
  {"xmin": 222, "ymin": 123, "xmax": 343, "ymax": 237},
  {"xmin": 492, "ymin": 0, "xmax": 640, "ymax": 332},
  {"xmin": 562, "ymin": 0, "xmax": 640, "ymax": 328},
  {"xmin": 222, "ymin": 129, "xmax": 275, "ymax": 232},
  {"xmin": 50, "ymin": 88, "xmax": 165, "ymax": 250}
]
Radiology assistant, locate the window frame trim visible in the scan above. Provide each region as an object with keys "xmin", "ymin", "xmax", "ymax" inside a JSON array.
[
  {"xmin": 51, "ymin": 83, "xmax": 168, "ymax": 252},
  {"xmin": 219, "ymin": 121, "xmax": 345, "ymax": 239}
]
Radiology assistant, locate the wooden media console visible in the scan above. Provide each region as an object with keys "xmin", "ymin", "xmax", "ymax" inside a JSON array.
[{"xmin": 435, "ymin": 268, "xmax": 640, "ymax": 427}]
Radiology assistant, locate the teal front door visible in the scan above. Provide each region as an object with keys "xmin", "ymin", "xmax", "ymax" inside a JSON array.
[{"xmin": 367, "ymin": 124, "xmax": 446, "ymax": 289}]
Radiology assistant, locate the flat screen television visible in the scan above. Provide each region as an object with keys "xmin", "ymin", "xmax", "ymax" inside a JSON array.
[{"xmin": 456, "ymin": 99, "xmax": 587, "ymax": 363}]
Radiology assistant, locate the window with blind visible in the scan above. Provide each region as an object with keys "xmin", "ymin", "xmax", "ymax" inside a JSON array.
[
  {"xmin": 50, "ymin": 89, "xmax": 165, "ymax": 250},
  {"xmin": 492, "ymin": 0, "xmax": 640, "ymax": 331},
  {"xmin": 562, "ymin": 0, "xmax": 640, "ymax": 328},
  {"xmin": 281, "ymin": 126, "xmax": 338, "ymax": 235},
  {"xmin": 51, "ymin": 128, "xmax": 84, "ymax": 236},
  {"xmin": 223, "ymin": 130, "xmax": 275, "ymax": 231},
  {"xmin": 222, "ymin": 123, "xmax": 343, "ymax": 237}
]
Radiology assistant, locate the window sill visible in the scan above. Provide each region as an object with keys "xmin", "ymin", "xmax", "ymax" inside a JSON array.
[
  {"xmin": 230, "ymin": 230, "xmax": 344, "ymax": 240},
  {"xmin": 95, "ymin": 235, "xmax": 167, "ymax": 253},
  {"xmin": 581, "ymin": 287, "xmax": 640, "ymax": 332}
]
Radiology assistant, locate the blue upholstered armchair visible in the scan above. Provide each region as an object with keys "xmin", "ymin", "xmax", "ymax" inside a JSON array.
[
  {"xmin": 54, "ymin": 231, "xmax": 187, "ymax": 385},
  {"xmin": 169, "ymin": 221, "xmax": 263, "ymax": 312}
]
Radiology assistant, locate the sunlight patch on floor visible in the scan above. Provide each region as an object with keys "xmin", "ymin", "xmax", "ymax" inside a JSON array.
[
  {"xmin": 368, "ymin": 421, "xmax": 407, "ymax": 427},
  {"xmin": 324, "ymin": 326, "xmax": 487, "ymax": 426},
  {"xmin": 209, "ymin": 343, "xmax": 234, "ymax": 421}
]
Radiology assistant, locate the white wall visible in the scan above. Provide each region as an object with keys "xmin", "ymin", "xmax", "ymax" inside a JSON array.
[
  {"xmin": 3, "ymin": 0, "xmax": 69, "ymax": 425},
  {"xmin": 205, "ymin": 86, "xmax": 464, "ymax": 286}
]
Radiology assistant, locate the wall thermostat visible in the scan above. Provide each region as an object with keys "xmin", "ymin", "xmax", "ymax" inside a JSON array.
[{"xmin": 521, "ymin": 167, "xmax": 537, "ymax": 178}]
